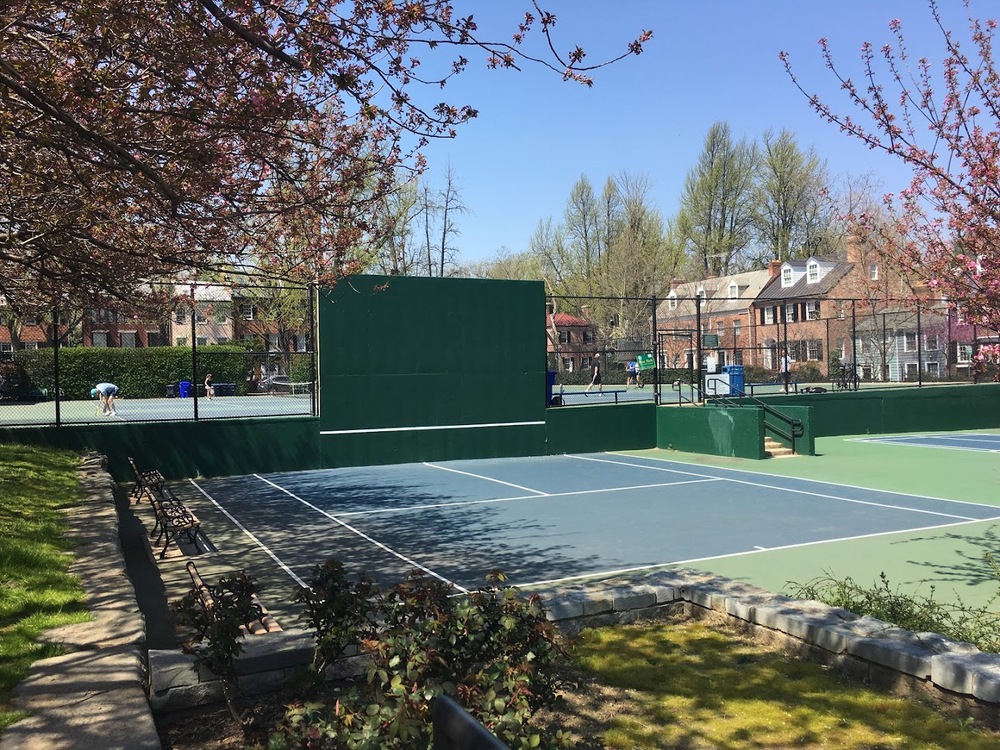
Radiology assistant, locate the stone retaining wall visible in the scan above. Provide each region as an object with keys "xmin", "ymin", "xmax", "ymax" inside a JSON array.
[{"xmin": 149, "ymin": 569, "xmax": 1000, "ymax": 727}]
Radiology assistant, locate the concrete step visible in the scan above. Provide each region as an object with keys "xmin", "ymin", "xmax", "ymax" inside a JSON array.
[{"xmin": 764, "ymin": 437, "xmax": 795, "ymax": 458}]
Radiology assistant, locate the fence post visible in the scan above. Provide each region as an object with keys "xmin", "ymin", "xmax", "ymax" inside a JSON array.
[{"xmin": 431, "ymin": 695, "xmax": 510, "ymax": 750}]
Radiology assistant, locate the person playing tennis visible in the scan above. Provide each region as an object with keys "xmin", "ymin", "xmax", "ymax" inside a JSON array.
[{"xmin": 91, "ymin": 382, "xmax": 119, "ymax": 416}]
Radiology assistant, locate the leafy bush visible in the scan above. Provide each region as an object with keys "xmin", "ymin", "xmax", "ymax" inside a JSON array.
[
  {"xmin": 14, "ymin": 345, "xmax": 273, "ymax": 398},
  {"xmin": 787, "ymin": 560, "xmax": 1000, "ymax": 653},
  {"xmin": 271, "ymin": 567, "xmax": 572, "ymax": 749}
]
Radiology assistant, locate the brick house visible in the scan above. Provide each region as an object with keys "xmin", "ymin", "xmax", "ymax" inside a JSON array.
[
  {"xmin": 655, "ymin": 270, "xmax": 773, "ymax": 371},
  {"xmin": 545, "ymin": 306, "xmax": 597, "ymax": 374},
  {"xmin": 750, "ymin": 237, "xmax": 952, "ymax": 381}
]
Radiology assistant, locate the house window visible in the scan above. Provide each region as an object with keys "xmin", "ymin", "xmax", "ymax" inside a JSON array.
[
  {"xmin": 926, "ymin": 334, "xmax": 940, "ymax": 351},
  {"xmin": 838, "ymin": 302, "xmax": 846, "ymax": 321},
  {"xmin": 175, "ymin": 337, "xmax": 188, "ymax": 346},
  {"xmin": 197, "ymin": 337, "xmax": 208, "ymax": 346},
  {"xmin": 728, "ymin": 281, "xmax": 738, "ymax": 299},
  {"xmin": 22, "ymin": 315, "xmax": 38, "ymax": 326},
  {"xmin": 784, "ymin": 303, "xmax": 797, "ymax": 322},
  {"xmin": 870, "ymin": 263, "xmax": 879, "ymax": 280},
  {"xmin": 216, "ymin": 308, "xmax": 229, "ymax": 324},
  {"xmin": 764, "ymin": 307, "xmax": 775, "ymax": 325},
  {"xmin": 668, "ymin": 291, "xmax": 677, "ymax": 310},
  {"xmin": 0, "ymin": 343, "xmax": 12, "ymax": 359},
  {"xmin": 733, "ymin": 320, "xmax": 741, "ymax": 339},
  {"xmin": 805, "ymin": 301, "xmax": 820, "ymax": 320},
  {"xmin": 242, "ymin": 333, "xmax": 256, "ymax": 343},
  {"xmin": 926, "ymin": 361, "xmax": 940, "ymax": 378},
  {"xmin": 733, "ymin": 349, "xmax": 743, "ymax": 365},
  {"xmin": 716, "ymin": 321, "xmax": 725, "ymax": 338},
  {"xmin": 807, "ymin": 340, "xmax": 823, "ymax": 361},
  {"xmin": 175, "ymin": 309, "xmax": 187, "ymax": 324},
  {"xmin": 807, "ymin": 262, "xmax": 819, "ymax": 283},
  {"xmin": 558, "ymin": 331, "xmax": 571, "ymax": 345},
  {"xmin": 957, "ymin": 344, "xmax": 972, "ymax": 363},
  {"xmin": 22, "ymin": 342, "xmax": 39, "ymax": 350},
  {"xmin": 240, "ymin": 303, "xmax": 256, "ymax": 321},
  {"xmin": 904, "ymin": 332, "xmax": 917, "ymax": 352},
  {"xmin": 217, "ymin": 337, "xmax": 229, "ymax": 345},
  {"xmin": 781, "ymin": 267, "xmax": 792, "ymax": 286},
  {"xmin": 91, "ymin": 331, "xmax": 109, "ymax": 347},
  {"xmin": 582, "ymin": 330, "xmax": 595, "ymax": 344},
  {"xmin": 196, "ymin": 307, "xmax": 208, "ymax": 324},
  {"xmin": 147, "ymin": 331, "xmax": 164, "ymax": 347},
  {"xmin": 120, "ymin": 331, "xmax": 138, "ymax": 348},
  {"xmin": 905, "ymin": 362, "xmax": 919, "ymax": 379},
  {"xmin": 561, "ymin": 358, "xmax": 574, "ymax": 372}
]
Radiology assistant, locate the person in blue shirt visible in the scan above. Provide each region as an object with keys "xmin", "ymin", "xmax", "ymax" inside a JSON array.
[
  {"xmin": 91, "ymin": 382, "xmax": 119, "ymax": 416},
  {"xmin": 626, "ymin": 360, "xmax": 638, "ymax": 388}
]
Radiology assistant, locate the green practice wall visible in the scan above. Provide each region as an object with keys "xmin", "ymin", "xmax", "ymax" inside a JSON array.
[
  {"xmin": 318, "ymin": 276, "xmax": 545, "ymax": 465},
  {"xmin": 657, "ymin": 405, "xmax": 765, "ymax": 459}
]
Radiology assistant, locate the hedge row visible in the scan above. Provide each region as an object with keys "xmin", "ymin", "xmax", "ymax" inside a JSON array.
[{"xmin": 7, "ymin": 347, "xmax": 314, "ymax": 400}]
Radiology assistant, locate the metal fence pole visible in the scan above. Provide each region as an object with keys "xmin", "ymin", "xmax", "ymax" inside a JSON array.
[
  {"xmin": 431, "ymin": 696, "xmax": 510, "ymax": 750},
  {"xmin": 53, "ymin": 304, "xmax": 62, "ymax": 427},
  {"xmin": 917, "ymin": 303, "xmax": 923, "ymax": 387}
]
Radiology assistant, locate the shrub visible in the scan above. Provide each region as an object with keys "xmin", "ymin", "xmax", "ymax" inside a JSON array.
[{"xmin": 272, "ymin": 567, "xmax": 572, "ymax": 749}]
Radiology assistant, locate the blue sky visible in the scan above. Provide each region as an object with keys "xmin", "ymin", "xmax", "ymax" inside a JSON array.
[{"xmin": 413, "ymin": 0, "xmax": 980, "ymax": 265}]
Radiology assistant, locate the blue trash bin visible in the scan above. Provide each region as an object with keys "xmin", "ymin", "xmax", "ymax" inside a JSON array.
[
  {"xmin": 178, "ymin": 380, "xmax": 191, "ymax": 398},
  {"xmin": 546, "ymin": 370, "xmax": 557, "ymax": 406},
  {"xmin": 721, "ymin": 365, "xmax": 744, "ymax": 396}
]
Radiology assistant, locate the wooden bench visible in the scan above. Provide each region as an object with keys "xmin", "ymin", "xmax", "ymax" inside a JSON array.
[
  {"xmin": 127, "ymin": 456, "xmax": 166, "ymax": 504},
  {"xmin": 148, "ymin": 486, "xmax": 204, "ymax": 559},
  {"xmin": 185, "ymin": 560, "xmax": 282, "ymax": 635}
]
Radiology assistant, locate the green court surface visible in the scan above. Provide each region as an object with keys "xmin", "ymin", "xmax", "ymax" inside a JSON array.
[{"xmin": 621, "ymin": 429, "xmax": 1000, "ymax": 611}]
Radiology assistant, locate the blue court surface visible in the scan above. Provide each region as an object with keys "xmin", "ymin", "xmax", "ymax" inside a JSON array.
[
  {"xmin": 852, "ymin": 432, "xmax": 1000, "ymax": 452},
  {"xmin": 175, "ymin": 452, "xmax": 1000, "ymax": 596}
]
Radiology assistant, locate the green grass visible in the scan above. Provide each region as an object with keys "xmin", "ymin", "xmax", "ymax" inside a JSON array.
[
  {"xmin": 0, "ymin": 443, "xmax": 89, "ymax": 730},
  {"xmin": 570, "ymin": 617, "xmax": 1000, "ymax": 749}
]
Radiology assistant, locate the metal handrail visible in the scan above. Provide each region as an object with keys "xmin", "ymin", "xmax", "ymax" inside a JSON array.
[{"xmin": 704, "ymin": 377, "xmax": 803, "ymax": 454}]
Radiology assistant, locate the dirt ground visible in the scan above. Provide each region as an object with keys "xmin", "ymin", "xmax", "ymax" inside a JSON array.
[{"xmin": 154, "ymin": 664, "xmax": 617, "ymax": 749}]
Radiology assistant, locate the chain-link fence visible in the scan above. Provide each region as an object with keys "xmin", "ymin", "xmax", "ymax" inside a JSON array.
[
  {"xmin": 0, "ymin": 282, "xmax": 317, "ymax": 426},
  {"xmin": 547, "ymin": 293, "xmax": 999, "ymax": 405}
]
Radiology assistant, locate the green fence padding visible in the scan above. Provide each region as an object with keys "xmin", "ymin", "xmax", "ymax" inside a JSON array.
[
  {"xmin": 545, "ymin": 402, "xmax": 656, "ymax": 455},
  {"xmin": 0, "ymin": 418, "xmax": 323, "ymax": 481},
  {"xmin": 754, "ymin": 384, "xmax": 1000, "ymax": 437}
]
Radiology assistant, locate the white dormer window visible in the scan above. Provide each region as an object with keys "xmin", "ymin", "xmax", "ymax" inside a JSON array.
[
  {"xmin": 668, "ymin": 290, "xmax": 677, "ymax": 310},
  {"xmin": 728, "ymin": 281, "xmax": 738, "ymax": 299},
  {"xmin": 807, "ymin": 261, "xmax": 819, "ymax": 283},
  {"xmin": 781, "ymin": 267, "xmax": 793, "ymax": 286},
  {"xmin": 696, "ymin": 286, "xmax": 705, "ymax": 299}
]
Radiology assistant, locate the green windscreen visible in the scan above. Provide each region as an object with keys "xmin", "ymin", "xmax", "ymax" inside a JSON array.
[{"xmin": 318, "ymin": 276, "xmax": 545, "ymax": 459}]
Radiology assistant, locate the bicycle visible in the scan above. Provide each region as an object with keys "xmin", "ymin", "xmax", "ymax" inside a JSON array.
[{"xmin": 834, "ymin": 363, "xmax": 860, "ymax": 391}]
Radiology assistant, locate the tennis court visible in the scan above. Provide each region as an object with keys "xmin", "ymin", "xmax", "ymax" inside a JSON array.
[
  {"xmin": 853, "ymin": 432, "xmax": 1000, "ymax": 452},
  {"xmin": 160, "ymin": 440, "xmax": 1000, "ymax": 622}
]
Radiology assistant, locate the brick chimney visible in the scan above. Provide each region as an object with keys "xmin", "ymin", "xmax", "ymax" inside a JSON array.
[
  {"xmin": 768, "ymin": 259, "xmax": 783, "ymax": 278},
  {"xmin": 669, "ymin": 278, "xmax": 685, "ymax": 290},
  {"xmin": 845, "ymin": 235, "xmax": 862, "ymax": 264}
]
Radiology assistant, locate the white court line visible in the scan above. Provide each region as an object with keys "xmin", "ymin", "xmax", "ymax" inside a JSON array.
[
  {"xmin": 424, "ymin": 462, "xmax": 547, "ymax": 495},
  {"xmin": 253, "ymin": 474, "xmax": 470, "ymax": 594},
  {"xmin": 335, "ymin": 478, "xmax": 722, "ymax": 518},
  {"xmin": 591, "ymin": 451, "xmax": 1000, "ymax": 512},
  {"xmin": 188, "ymin": 479, "xmax": 308, "ymax": 589},
  {"xmin": 849, "ymin": 435, "xmax": 1000, "ymax": 453},
  {"xmin": 569, "ymin": 454, "xmax": 988, "ymax": 522},
  {"xmin": 516, "ymin": 515, "xmax": 1000, "ymax": 590}
]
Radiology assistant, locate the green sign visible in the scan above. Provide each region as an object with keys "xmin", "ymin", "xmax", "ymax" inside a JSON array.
[
  {"xmin": 702, "ymin": 333, "xmax": 720, "ymax": 348},
  {"xmin": 635, "ymin": 352, "xmax": 655, "ymax": 371}
]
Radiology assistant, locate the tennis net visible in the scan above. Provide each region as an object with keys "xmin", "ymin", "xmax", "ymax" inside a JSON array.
[{"xmin": 271, "ymin": 380, "xmax": 315, "ymax": 398}]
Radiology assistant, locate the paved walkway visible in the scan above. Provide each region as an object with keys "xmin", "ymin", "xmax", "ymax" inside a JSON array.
[{"xmin": 0, "ymin": 455, "xmax": 161, "ymax": 750}]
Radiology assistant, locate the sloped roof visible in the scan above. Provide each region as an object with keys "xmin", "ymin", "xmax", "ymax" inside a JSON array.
[
  {"xmin": 656, "ymin": 269, "xmax": 773, "ymax": 319},
  {"xmin": 548, "ymin": 312, "xmax": 589, "ymax": 327},
  {"xmin": 755, "ymin": 262, "xmax": 852, "ymax": 301}
]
